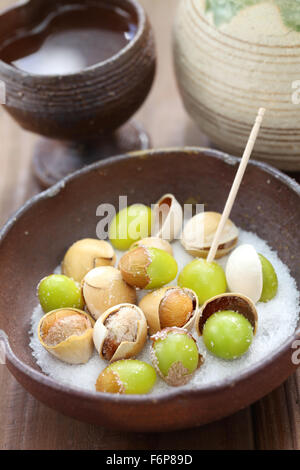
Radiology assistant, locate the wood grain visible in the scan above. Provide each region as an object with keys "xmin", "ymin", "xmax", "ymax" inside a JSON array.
[{"xmin": 0, "ymin": 0, "xmax": 299, "ymax": 450}]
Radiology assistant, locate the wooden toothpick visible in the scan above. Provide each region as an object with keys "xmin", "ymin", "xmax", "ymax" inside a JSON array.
[{"xmin": 206, "ymin": 107, "xmax": 266, "ymax": 264}]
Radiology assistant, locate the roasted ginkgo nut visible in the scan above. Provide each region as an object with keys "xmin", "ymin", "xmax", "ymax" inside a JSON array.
[
  {"xmin": 150, "ymin": 328, "xmax": 203, "ymax": 386},
  {"xmin": 178, "ymin": 259, "xmax": 227, "ymax": 305},
  {"xmin": 258, "ymin": 254, "xmax": 278, "ymax": 302},
  {"xmin": 119, "ymin": 246, "xmax": 178, "ymax": 290},
  {"xmin": 109, "ymin": 204, "xmax": 152, "ymax": 251},
  {"xmin": 93, "ymin": 304, "xmax": 147, "ymax": 362},
  {"xmin": 195, "ymin": 292, "xmax": 258, "ymax": 337},
  {"xmin": 62, "ymin": 238, "xmax": 116, "ymax": 283},
  {"xmin": 38, "ymin": 308, "xmax": 94, "ymax": 364},
  {"xmin": 181, "ymin": 212, "xmax": 239, "ymax": 259},
  {"xmin": 38, "ymin": 274, "xmax": 84, "ymax": 313},
  {"xmin": 96, "ymin": 360, "xmax": 157, "ymax": 394},
  {"xmin": 159, "ymin": 289, "xmax": 194, "ymax": 329},
  {"xmin": 202, "ymin": 310, "xmax": 253, "ymax": 360},
  {"xmin": 82, "ymin": 266, "xmax": 136, "ymax": 320},
  {"xmin": 226, "ymin": 244, "xmax": 278, "ymax": 304},
  {"xmin": 139, "ymin": 286, "xmax": 198, "ymax": 334},
  {"xmin": 130, "ymin": 237, "xmax": 173, "ymax": 256}
]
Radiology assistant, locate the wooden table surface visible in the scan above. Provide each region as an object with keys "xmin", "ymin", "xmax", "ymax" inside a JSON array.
[{"xmin": 0, "ymin": 0, "xmax": 299, "ymax": 450}]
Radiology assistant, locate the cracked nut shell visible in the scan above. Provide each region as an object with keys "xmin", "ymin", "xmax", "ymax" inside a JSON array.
[
  {"xmin": 139, "ymin": 286, "xmax": 198, "ymax": 335},
  {"xmin": 93, "ymin": 303, "xmax": 147, "ymax": 362},
  {"xmin": 195, "ymin": 292, "xmax": 258, "ymax": 337},
  {"xmin": 82, "ymin": 266, "xmax": 136, "ymax": 320},
  {"xmin": 38, "ymin": 308, "xmax": 95, "ymax": 364},
  {"xmin": 62, "ymin": 238, "xmax": 116, "ymax": 283},
  {"xmin": 96, "ymin": 359, "xmax": 156, "ymax": 394},
  {"xmin": 130, "ymin": 237, "xmax": 173, "ymax": 255},
  {"xmin": 150, "ymin": 327, "xmax": 204, "ymax": 386},
  {"xmin": 152, "ymin": 194, "xmax": 183, "ymax": 241},
  {"xmin": 181, "ymin": 212, "xmax": 239, "ymax": 259},
  {"xmin": 119, "ymin": 246, "xmax": 178, "ymax": 290}
]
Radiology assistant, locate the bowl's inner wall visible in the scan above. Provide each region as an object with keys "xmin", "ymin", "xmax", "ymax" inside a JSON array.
[
  {"xmin": 0, "ymin": 0, "xmax": 138, "ymax": 47},
  {"xmin": 0, "ymin": 150, "xmax": 299, "ymax": 372}
]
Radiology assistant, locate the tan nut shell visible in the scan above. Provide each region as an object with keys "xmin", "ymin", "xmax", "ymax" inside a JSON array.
[
  {"xmin": 130, "ymin": 237, "xmax": 173, "ymax": 255},
  {"xmin": 226, "ymin": 244, "xmax": 263, "ymax": 304},
  {"xmin": 118, "ymin": 247, "xmax": 151, "ymax": 289},
  {"xmin": 62, "ymin": 239, "xmax": 116, "ymax": 283},
  {"xmin": 93, "ymin": 304, "xmax": 147, "ymax": 362},
  {"xmin": 195, "ymin": 293, "xmax": 258, "ymax": 337},
  {"xmin": 139, "ymin": 286, "xmax": 198, "ymax": 335},
  {"xmin": 82, "ymin": 266, "xmax": 137, "ymax": 320},
  {"xmin": 38, "ymin": 308, "xmax": 95, "ymax": 364},
  {"xmin": 152, "ymin": 194, "xmax": 183, "ymax": 241},
  {"xmin": 181, "ymin": 212, "xmax": 239, "ymax": 259}
]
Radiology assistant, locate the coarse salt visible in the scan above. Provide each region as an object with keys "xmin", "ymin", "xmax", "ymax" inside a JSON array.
[{"xmin": 29, "ymin": 229, "xmax": 300, "ymax": 396}]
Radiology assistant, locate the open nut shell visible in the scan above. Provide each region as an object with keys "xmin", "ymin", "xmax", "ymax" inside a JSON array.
[
  {"xmin": 118, "ymin": 246, "xmax": 151, "ymax": 289},
  {"xmin": 38, "ymin": 308, "xmax": 95, "ymax": 364},
  {"xmin": 181, "ymin": 212, "xmax": 239, "ymax": 259},
  {"xmin": 130, "ymin": 237, "xmax": 173, "ymax": 256},
  {"xmin": 226, "ymin": 244, "xmax": 263, "ymax": 304},
  {"xmin": 93, "ymin": 303, "xmax": 148, "ymax": 362},
  {"xmin": 152, "ymin": 194, "xmax": 183, "ymax": 242},
  {"xmin": 139, "ymin": 286, "xmax": 198, "ymax": 335},
  {"xmin": 62, "ymin": 239, "xmax": 116, "ymax": 283},
  {"xmin": 195, "ymin": 293, "xmax": 258, "ymax": 337},
  {"xmin": 82, "ymin": 266, "xmax": 137, "ymax": 320}
]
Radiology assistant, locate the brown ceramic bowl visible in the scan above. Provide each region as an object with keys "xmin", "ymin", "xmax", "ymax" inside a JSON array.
[
  {"xmin": 0, "ymin": 0, "xmax": 156, "ymax": 140},
  {"xmin": 0, "ymin": 148, "xmax": 299, "ymax": 432}
]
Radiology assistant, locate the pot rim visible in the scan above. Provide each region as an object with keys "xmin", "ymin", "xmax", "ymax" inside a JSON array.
[
  {"xmin": 1, "ymin": 146, "xmax": 299, "ymax": 404},
  {"xmin": 0, "ymin": 0, "xmax": 146, "ymax": 80}
]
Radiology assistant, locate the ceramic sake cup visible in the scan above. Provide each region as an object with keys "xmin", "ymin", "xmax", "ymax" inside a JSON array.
[{"xmin": 0, "ymin": 0, "xmax": 156, "ymax": 186}]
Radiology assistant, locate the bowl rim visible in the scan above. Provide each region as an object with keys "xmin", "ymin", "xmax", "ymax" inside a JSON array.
[
  {"xmin": 0, "ymin": 0, "xmax": 146, "ymax": 80},
  {"xmin": 1, "ymin": 146, "xmax": 299, "ymax": 404}
]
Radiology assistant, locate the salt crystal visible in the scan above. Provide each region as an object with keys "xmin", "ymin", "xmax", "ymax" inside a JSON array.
[{"xmin": 29, "ymin": 229, "xmax": 300, "ymax": 396}]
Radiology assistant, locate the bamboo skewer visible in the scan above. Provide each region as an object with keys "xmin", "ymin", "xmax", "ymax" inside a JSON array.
[{"xmin": 206, "ymin": 107, "xmax": 266, "ymax": 264}]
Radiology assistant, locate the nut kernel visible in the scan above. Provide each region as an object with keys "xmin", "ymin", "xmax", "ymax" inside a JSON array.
[
  {"xmin": 38, "ymin": 308, "xmax": 95, "ymax": 364},
  {"xmin": 139, "ymin": 286, "xmax": 198, "ymax": 335}
]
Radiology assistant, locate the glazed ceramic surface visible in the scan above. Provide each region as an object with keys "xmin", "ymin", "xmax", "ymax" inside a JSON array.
[
  {"xmin": 0, "ymin": 148, "xmax": 299, "ymax": 431},
  {"xmin": 174, "ymin": 0, "xmax": 300, "ymax": 170},
  {"xmin": 0, "ymin": 0, "xmax": 156, "ymax": 140}
]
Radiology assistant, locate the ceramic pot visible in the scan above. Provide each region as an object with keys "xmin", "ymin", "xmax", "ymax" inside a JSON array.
[{"xmin": 174, "ymin": 0, "xmax": 300, "ymax": 171}]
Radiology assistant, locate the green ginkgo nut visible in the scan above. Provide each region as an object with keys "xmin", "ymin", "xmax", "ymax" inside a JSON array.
[
  {"xmin": 109, "ymin": 204, "xmax": 152, "ymax": 251},
  {"xmin": 178, "ymin": 259, "xmax": 227, "ymax": 304},
  {"xmin": 96, "ymin": 360, "xmax": 157, "ymax": 395},
  {"xmin": 203, "ymin": 310, "xmax": 253, "ymax": 360},
  {"xmin": 258, "ymin": 254, "xmax": 278, "ymax": 302},
  {"xmin": 38, "ymin": 274, "xmax": 84, "ymax": 313},
  {"xmin": 152, "ymin": 329, "xmax": 199, "ymax": 384},
  {"xmin": 146, "ymin": 247, "xmax": 178, "ymax": 289}
]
